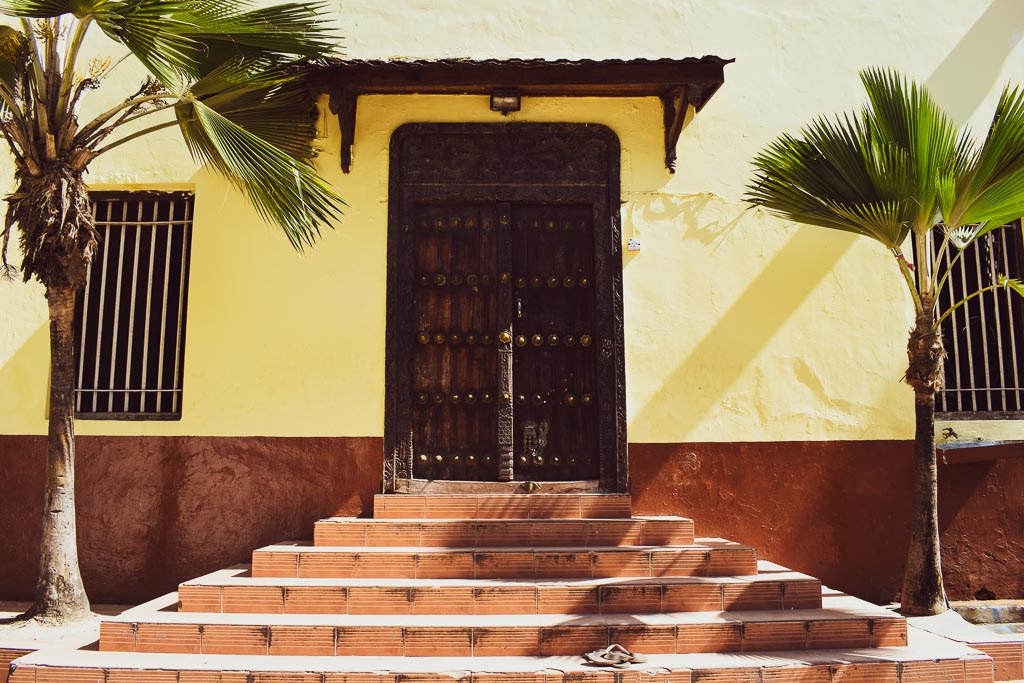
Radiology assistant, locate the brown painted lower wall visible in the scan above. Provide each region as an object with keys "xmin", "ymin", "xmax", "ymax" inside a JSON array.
[
  {"xmin": 0, "ymin": 435, "xmax": 383, "ymax": 604},
  {"xmin": 0, "ymin": 436, "xmax": 1021, "ymax": 604},
  {"xmin": 630, "ymin": 441, "xmax": 1024, "ymax": 604}
]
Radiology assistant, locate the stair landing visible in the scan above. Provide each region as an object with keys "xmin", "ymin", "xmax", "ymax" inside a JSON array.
[{"xmin": 6, "ymin": 493, "xmax": 1007, "ymax": 683}]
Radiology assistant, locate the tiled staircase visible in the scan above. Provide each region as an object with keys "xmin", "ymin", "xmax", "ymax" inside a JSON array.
[{"xmin": 9, "ymin": 494, "xmax": 997, "ymax": 682}]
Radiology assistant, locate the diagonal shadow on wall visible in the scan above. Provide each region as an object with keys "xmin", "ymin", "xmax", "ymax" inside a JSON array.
[
  {"xmin": 629, "ymin": 222, "xmax": 857, "ymax": 442},
  {"xmin": 925, "ymin": 0, "xmax": 1024, "ymax": 124},
  {"xmin": 630, "ymin": 0, "xmax": 1024, "ymax": 456}
]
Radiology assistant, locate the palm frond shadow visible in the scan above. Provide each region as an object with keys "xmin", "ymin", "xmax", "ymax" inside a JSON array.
[{"xmin": 626, "ymin": 193, "xmax": 744, "ymax": 253}]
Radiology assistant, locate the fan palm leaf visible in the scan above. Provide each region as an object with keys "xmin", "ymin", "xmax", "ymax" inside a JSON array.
[
  {"xmin": 1, "ymin": 1, "xmax": 205, "ymax": 90},
  {"xmin": 174, "ymin": 97, "xmax": 338, "ymax": 250},
  {"xmin": 179, "ymin": 2, "xmax": 337, "ymax": 62},
  {"xmin": 186, "ymin": 56, "xmax": 321, "ymax": 161},
  {"xmin": 0, "ymin": 0, "xmax": 336, "ymax": 92},
  {"xmin": 858, "ymin": 67, "xmax": 967, "ymax": 233},
  {"xmin": 748, "ymin": 112, "xmax": 913, "ymax": 248},
  {"xmin": 748, "ymin": 68, "xmax": 972, "ymax": 254},
  {"xmin": 953, "ymin": 85, "xmax": 1024, "ymax": 229},
  {"xmin": 0, "ymin": 0, "xmax": 344, "ymax": 247},
  {"xmin": 150, "ymin": 51, "xmax": 344, "ymax": 247}
]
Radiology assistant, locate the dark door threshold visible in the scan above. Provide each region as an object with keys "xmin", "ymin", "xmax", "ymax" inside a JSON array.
[{"xmin": 393, "ymin": 479, "xmax": 603, "ymax": 494}]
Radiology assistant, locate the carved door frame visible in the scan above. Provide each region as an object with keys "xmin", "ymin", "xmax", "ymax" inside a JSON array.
[{"xmin": 383, "ymin": 123, "xmax": 627, "ymax": 493}]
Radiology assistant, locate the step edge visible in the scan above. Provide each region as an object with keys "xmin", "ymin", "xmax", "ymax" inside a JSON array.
[
  {"xmin": 254, "ymin": 543, "xmax": 752, "ymax": 553},
  {"xmin": 103, "ymin": 607, "xmax": 903, "ymax": 626},
  {"xmin": 182, "ymin": 573, "xmax": 820, "ymax": 587},
  {"xmin": 13, "ymin": 646, "xmax": 989, "ymax": 671}
]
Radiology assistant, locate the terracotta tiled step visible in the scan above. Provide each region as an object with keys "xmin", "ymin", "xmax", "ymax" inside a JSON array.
[
  {"xmin": 373, "ymin": 494, "xmax": 632, "ymax": 520},
  {"xmin": 1, "ymin": 649, "xmax": 30, "ymax": 683},
  {"xmin": 970, "ymin": 642, "xmax": 1024, "ymax": 682},
  {"xmin": 7, "ymin": 643, "xmax": 996, "ymax": 683},
  {"xmin": 314, "ymin": 517, "xmax": 694, "ymax": 548},
  {"xmin": 99, "ymin": 602, "xmax": 907, "ymax": 656},
  {"xmin": 251, "ymin": 539, "xmax": 756, "ymax": 580},
  {"xmin": 9, "ymin": 617, "xmax": 995, "ymax": 683},
  {"xmin": 906, "ymin": 608, "xmax": 1024, "ymax": 681},
  {"xmin": 178, "ymin": 567, "xmax": 823, "ymax": 615}
]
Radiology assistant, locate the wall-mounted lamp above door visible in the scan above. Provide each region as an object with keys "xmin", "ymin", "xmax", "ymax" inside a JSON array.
[{"xmin": 490, "ymin": 91, "xmax": 521, "ymax": 114}]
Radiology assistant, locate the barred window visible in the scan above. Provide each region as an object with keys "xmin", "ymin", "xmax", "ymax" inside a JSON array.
[
  {"xmin": 926, "ymin": 221, "xmax": 1024, "ymax": 416},
  {"xmin": 74, "ymin": 192, "xmax": 194, "ymax": 419}
]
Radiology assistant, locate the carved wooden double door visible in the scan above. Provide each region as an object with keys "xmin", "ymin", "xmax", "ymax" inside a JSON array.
[
  {"xmin": 410, "ymin": 202, "xmax": 599, "ymax": 483},
  {"xmin": 385, "ymin": 124, "xmax": 627, "ymax": 492}
]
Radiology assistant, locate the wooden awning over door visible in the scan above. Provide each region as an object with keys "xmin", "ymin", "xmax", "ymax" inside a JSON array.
[{"xmin": 308, "ymin": 57, "xmax": 733, "ymax": 173}]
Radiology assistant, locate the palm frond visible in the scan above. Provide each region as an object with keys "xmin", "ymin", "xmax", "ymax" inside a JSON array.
[
  {"xmin": 747, "ymin": 110, "xmax": 912, "ymax": 248},
  {"xmin": 954, "ymin": 84, "xmax": 1024, "ymax": 228},
  {"xmin": 746, "ymin": 66, "xmax": 1024, "ymax": 256},
  {"xmin": 180, "ymin": 2, "xmax": 338, "ymax": 61},
  {"xmin": 0, "ymin": 25, "xmax": 28, "ymax": 101},
  {"xmin": 204, "ymin": 84, "xmax": 319, "ymax": 162},
  {"xmin": 859, "ymin": 67, "xmax": 964, "ymax": 232},
  {"xmin": 942, "ymin": 225, "xmax": 977, "ymax": 249},
  {"xmin": 188, "ymin": 55, "xmax": 290, "ymax": 96},
  {"xmin": 0, "ymin": 0, "xmax": 100, "ymax": 17},
  {"xmin": 182, "ymin": 56, "xmax": 321, "ymax": 162},
  {"xmin": 1, "ymin": 0, "xmax": 345, "ymax": 250},
  {"xmin": 0, "ymin": 1, "xmax": 300, "ymax": 92},
  {"xmin": 860, "ymin": 127, "xmax": 916, "ymax": 206},
  {"xmin": 0, "ymin": 1, "xmax": 206, "ymax": 90},
  {"xmin": 801, "ymin": 112, "xmax": 876, "ymax": 203},
  {"xmin": 92, "ymin": 1, "xmax": 204, "ymax": 92},
  {"xmin": 825, "ymin": 200, "xmax": 910, "ymax": 246},
  {"xmin": 176, "ymin": 98, "xmax": 343, "ymax": 249}
]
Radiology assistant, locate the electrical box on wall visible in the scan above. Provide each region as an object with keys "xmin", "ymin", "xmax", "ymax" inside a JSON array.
[{"xmin": 627, "ymin": 237, "xmax": 641, "ymax": 252}]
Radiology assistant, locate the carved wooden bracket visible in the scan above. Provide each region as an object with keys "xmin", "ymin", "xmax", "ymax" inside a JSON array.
[
  {"xmin": 315, "ymin": 58, "xmax": 733, "ymax": 174},
  {"xmin": 661, "ymin": 83, "xmax": 704, "ymax": 173},
  {"xmin": 328, "ymin": 88, "xmax": 358, "ymax": 174}
]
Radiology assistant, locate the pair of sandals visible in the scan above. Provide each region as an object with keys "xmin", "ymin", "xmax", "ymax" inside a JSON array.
[{"xmin": 583, "ymin": 644, "xmax": 649, "ymax": 668}]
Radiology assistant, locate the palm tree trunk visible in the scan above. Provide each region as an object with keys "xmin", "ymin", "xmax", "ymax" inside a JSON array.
[
  {"xmin": 29, "ymin": 283, "xmax": 91, "ymax": 623},
  {"xmin": 900, "ymin": 301, "xmax": 947, "ymax": 616}
]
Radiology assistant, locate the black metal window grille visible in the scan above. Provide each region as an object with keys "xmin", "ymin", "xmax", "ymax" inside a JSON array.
[
  {"xmin": 74, "ymin": 192, "xmax": 194, "ymax": 419},
  {"xmin": 925, "ymin": 221, "xmax": 1024, "ymax": 415}
]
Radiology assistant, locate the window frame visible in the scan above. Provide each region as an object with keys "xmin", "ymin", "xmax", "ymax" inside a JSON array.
[
  {"xmin": 924, "ymin": 220, "xmax": 1024, "ymax": 420},
  {"xmin": 73, "ymin": 190, "xmax": 195, "ymax": 421}
]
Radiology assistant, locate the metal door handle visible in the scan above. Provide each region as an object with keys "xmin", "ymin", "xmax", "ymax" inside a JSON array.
[{"xmin": 517, "ymin": 298, "xmax": 523, "ymax": 319}]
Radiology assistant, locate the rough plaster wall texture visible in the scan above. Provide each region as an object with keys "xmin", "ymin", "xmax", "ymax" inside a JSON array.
[
  {"xmin": 622, "ymin": 192, "xmax": 910, "ymax": 441},
  {"xmin": 2, "ymin": 434, "xmax": 1017, "ymax": 605},
  {"xmin": 3, "ymin": 0, "xmax": 1024, "ymax": 441},
  {"xmin": 630, "ymin": 442, "xmax": 1024, "ymax": 604},
  {"xmin": 0, "ymin": 435, "xmax": 383, "ymax": 603},
  {"xmin": 938, "ymin": 455, "xmax": 1024, "ymax": 601}
]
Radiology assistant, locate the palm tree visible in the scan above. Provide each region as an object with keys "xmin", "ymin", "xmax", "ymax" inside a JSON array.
[
  {"xmin": 747, "ymin": 68, "xmax": 1024, "ymax": 616},
  {"xmin": 0, "ymin": 1, "xmax": 343, "ymax": 624}
]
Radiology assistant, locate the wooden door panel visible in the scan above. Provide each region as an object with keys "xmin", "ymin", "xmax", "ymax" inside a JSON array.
[
  {"xmin": 408, "ymin": 202, "xmax": 600, "ymax": 482},
  {"xmin": 386, "ymin": 124, "xmax": 626, "ymax": 492},
  {"xmin": 411, "ymin": 204, "xmax": 500, "ymax": 481},
  {"xmin": 511, "ymin": 204, "xmax": 599, "ymax": 481}
]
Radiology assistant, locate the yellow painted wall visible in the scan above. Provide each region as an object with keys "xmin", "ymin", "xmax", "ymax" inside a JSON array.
[{"xmin": 3, "ymin": 0, "xmax": 1024, "ymax": 443}]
